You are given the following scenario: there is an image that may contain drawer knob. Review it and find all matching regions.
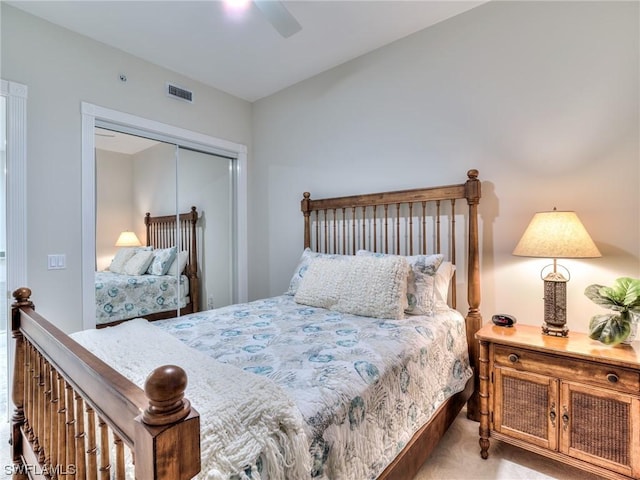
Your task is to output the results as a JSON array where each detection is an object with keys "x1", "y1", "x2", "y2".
[
  {"x1": 606, "y1": 372, "x2": 619, "y2": 383},
  {"x1": 508, "y1": 353, "x2": 519, "y2": 363}
]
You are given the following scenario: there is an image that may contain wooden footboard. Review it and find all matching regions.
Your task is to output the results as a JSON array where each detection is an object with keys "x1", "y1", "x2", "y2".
[{"x1": 10, "y1": 287, "x2": 201, "y2": 479}]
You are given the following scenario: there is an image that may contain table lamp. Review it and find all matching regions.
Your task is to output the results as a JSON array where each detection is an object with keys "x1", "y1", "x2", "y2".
[
  {"x1": 115, "y1": 230, "x2": 142, "y2": 247},
  {"x1": 512, "y1": 208, "x2": 601, "y2": 337}
]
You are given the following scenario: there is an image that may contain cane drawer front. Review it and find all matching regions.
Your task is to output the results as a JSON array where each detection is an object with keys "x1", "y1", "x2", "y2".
[{"x1": 494, "y1": 345, "x2": 640, "y2": 395}]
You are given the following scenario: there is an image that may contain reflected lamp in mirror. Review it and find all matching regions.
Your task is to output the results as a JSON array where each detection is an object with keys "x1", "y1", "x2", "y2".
[
  {"x1": 115, "y1": 231, "x2": 142, "y2": 247},
  {"x1": 512, "y1": 208, "x2": 601, "y2": 337}
]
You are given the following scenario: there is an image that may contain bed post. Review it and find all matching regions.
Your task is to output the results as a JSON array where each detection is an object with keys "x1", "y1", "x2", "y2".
[
  {"x1": 464, "y1": 169, "x2": 482, "y2": 422},
  {"x1": 10, "y1": 287, "x2": 32, "y2": 479},
  {"x1": 301, "y1": 192, "x2": 311, "y2": 249},
  {"x1": 187, "y1": 206, "x2": 199, "y2": 313},
  {"x1": 134, "y1": 365, "x2": 201, "y2": 479}
]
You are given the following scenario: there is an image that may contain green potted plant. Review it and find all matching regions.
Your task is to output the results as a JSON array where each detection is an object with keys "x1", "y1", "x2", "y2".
[{"x1": 584, "y1": 277, "x2": 640, "y2": 346}]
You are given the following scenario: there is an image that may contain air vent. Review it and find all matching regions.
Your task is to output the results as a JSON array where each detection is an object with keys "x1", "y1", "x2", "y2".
[{"x1": 166, "y1": 82, "x2": 193, "y2": 103}]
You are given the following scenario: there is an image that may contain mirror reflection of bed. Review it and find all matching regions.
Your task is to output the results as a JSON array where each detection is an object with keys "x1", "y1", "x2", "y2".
[
  {"x1": 94, "y1": 128, "x2": 235, "y2": 326},
  {"x1": 95, "y1": 207, "x2": 200, "y2": 327}
]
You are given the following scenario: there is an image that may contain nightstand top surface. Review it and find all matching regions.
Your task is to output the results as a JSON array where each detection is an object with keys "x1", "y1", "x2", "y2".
[{"x1": 476, "y1": 323, "x2": 640, "y2": 368}]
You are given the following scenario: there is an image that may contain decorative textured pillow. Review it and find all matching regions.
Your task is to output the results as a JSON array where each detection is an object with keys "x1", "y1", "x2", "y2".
[
  {"x1": 434, "y1": 261, "x2": 456, "y2": 309},
  {"x1": 167, "y1": 250, "x2": 189, "y2": 276},
  {"x1": 285, "y1": 248, "x2": 350, "y2": 295},
  {"x1": 147, "y1": 246, "x2": 177, "y2": 275},
  {"x1": 294, "y1": 255, "x2": 409, "y2": 320},
  {"x1": 357, "y1": 250, "x2": 444, "y2": 316},
  {"x1": 123, "y1": 250, "x2": 154, "y2": 275},
  {"x1": 109, "y1": 248, "x2": 137, "y2": 274}
]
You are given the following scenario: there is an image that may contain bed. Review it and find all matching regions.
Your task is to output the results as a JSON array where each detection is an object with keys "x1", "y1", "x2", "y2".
[
  {"x1": 95, "y1": 207, "x2": 200, "y2": 327},
  {"x1": 10, "y1": 170, "x2": 482, "y2": 479}
]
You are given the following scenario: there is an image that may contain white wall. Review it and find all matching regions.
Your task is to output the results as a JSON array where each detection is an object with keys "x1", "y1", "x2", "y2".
[
  {"x1": 95, "y1": 148, "x2": 137, "y2": 270},
  {"x1": 251, "y1": 1, "x2": 640, "y2": 334},
  {"x1": 1, "y1": 4, "x2": 252, "y2": 332}
]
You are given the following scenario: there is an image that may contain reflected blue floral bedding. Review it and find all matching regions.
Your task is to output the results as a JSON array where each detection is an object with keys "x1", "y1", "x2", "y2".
[
  {"x1": 154, "y1": 295, "x2": 472, "y2": 479},
  {"x1": 95, "y1": 271, "x2": 189, "y2": 324}
]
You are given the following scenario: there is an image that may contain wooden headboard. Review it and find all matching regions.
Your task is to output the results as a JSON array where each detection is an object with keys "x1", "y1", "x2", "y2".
[
  {"x1": 144, "y1": 206, "x2": 200, "y2": 316},
  {"x1": 301, "y1": 169, "x2": 482, "y2": 421}
]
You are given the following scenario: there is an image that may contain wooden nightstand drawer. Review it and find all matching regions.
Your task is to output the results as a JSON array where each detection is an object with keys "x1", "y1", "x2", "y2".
[{"x1": 494, "y1": 345, "x2": 640, "y2": 395}]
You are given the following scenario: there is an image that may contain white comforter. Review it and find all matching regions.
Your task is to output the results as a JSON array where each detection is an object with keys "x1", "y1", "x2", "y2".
[{"x1": 71, "y1": 319, "x2": 311, "y2": 480}]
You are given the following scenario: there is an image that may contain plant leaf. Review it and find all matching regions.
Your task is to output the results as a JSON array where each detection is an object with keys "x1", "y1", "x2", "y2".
[
  {"x1": 585, "y1": 277, "x2": 640, "y2": 311},
  {"x1": 584, "y1": 284, "x2": 619, "y2": 309},
  {"x1": 588, "y1": 313, "x2": 631, "y2": 345}
]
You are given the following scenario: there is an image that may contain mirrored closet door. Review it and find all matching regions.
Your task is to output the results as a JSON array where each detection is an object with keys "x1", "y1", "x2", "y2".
[{"x1": 94, "y1": 127, "x2": 234, "y2": 327}]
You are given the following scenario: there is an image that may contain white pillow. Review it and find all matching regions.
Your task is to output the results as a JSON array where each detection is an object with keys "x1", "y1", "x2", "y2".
[
  {"x1": 167, "y1": 250, "x2": 189, "y2": 276},
  {"x1": 123, "y1": 250, "x2": 154, "y2": 275},
  {"x1": 434, "y1": 261, "x2": 456, "y2": 309},
  {"x1": 294, "y1": 255, "x2": 409, "y2": 320},
  {"x1": 109, "y1": 248, "x2": 137, "y2": 274},
  {"x1": 357, "y1": 250, "x2": 443, "y2": 316},
  {"x1": 285, "y1": 248, "x2": 350, "y2": 295},
  {"x1": 147, "y1": 246, "x2": 177, "y2": 275}
]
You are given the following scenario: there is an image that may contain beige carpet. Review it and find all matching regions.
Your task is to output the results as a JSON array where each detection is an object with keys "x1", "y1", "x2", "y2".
[{"x1": 1, "y1": 408, "x2": 604, "y2": 479}]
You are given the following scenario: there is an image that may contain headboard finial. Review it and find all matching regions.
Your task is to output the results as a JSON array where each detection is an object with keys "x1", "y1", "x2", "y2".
[
  {"x1": 467, "y1": 169, "x2": 479, "y2": 180},
  {"x1": 303, "y1": 192, "x2": 310, "y2": 199}
]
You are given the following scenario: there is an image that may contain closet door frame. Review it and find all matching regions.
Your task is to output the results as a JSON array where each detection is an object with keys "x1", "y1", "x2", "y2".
[{"x1": 81, "y1": 102, "x2": 248, "y2": 329}]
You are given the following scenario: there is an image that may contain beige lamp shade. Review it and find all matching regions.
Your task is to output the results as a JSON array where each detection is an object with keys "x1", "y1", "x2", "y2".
[
  {"x1": 512, "y1": 209, "x2": 601, "y2": 259},
  {"x1": 115, "y1": 231, "x2": 142, "y2": 247}
]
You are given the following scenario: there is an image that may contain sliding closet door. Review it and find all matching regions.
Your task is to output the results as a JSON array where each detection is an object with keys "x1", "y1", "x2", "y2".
[
  {"x1": 95, "y1": 132, "x2": 176, "y2": 271},
  {"x1": 95, "y1": 131, "x2": 179, "y2": 320},
  {"x1": 177, "y1": 147, "x2": 234, "y2": 309}
]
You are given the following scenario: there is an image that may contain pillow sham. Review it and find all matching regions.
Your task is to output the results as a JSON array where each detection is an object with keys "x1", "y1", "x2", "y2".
[
  {"x1": 167, "y1": 250, "x2": 189, "y2": 276},
  {"x1": 294, "y1": 255, "x2": 409, "y2": 320},
  {"x1": 285, "y1": 248, "x2": 350, "y2": 295},
  {"x1": 147, "y1": 246, "x2": 177, "y2": 276},
  {"x1": 434, "y1": 261, "x2": 456, "y2": 309},
  {"x1": 357, "y1": 250, "x2": 444, "y2": 316},
  {"x1": 123, "y1": 250, "x2": 154, "y2": 275},
  {"x1": 109, "y1": 248, "x2": 137, "y2": 274}
]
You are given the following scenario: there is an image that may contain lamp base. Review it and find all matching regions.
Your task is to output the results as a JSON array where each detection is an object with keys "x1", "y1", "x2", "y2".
[{"x1": 542, "y1": 323, "x2": 569, "y2": 337}]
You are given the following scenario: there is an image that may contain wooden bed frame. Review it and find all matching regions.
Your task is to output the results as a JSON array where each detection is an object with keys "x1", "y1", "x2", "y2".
[
  {"x1": 97, "y1": 207, "x2": 200, "y2": 328},
  {"x1": 301, "y1": 169, "x2": 482, "y2": 479},
  {"x1": 10, "y1": 170, "x2": 482, "y2": 479}
]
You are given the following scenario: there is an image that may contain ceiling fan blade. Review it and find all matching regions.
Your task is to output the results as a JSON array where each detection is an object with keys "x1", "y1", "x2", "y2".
[{"x1": 254, "y1": 0, "x2": 302, "y2": 38}]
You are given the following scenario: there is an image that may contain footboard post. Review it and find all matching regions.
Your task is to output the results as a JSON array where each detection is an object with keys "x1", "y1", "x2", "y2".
[
  {"x1": 134, "y1": 365, "x2": 200, "y2": 480},
  {"x1": 10, "y1": 288, "x2": 33, "y2": 478}
]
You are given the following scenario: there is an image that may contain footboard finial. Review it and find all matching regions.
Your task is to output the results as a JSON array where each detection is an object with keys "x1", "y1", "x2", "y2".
[
  {"x1": 141, "y1": 365, "x2": 191, "y2": 426},
  {"x1": 12, "y1": 287, "x2": 33, "y2": 309}
]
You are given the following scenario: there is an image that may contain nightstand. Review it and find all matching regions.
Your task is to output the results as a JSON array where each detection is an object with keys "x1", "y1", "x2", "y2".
[{"x1": 476, "y1": 323, "x2": 640, "y2": 480}]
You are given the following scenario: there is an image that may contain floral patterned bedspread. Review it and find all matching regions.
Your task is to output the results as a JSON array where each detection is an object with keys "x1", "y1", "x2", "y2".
[
  {"x1": 153, "y1": 295, "x2": 472, "y2": 479},
  {"x1": 95, "y1": 271, "x2": 189, "y2": 325}
]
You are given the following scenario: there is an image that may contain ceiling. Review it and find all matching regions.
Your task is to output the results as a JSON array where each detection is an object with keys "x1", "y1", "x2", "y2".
[
  {"x1": 95, "y1": 127, "x2": 160, "y2": 154},
  {"x1": 9, "y1": 0, "x2": 485, "y2": 102}
]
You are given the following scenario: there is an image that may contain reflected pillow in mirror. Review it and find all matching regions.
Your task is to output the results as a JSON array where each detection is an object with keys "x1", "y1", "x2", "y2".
[
  {"x1": 167, "y1": 250, "x2": 189, "y2": 276},
  {"x1": 109, "y1": 248, "x2": 137, "y2": 274},
  {"x1": 147, "y1": 246, "x2": 177, "y2": 275},
  {"x1": 123, "y1": 250, "x2": 154, "y2": 275}
]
